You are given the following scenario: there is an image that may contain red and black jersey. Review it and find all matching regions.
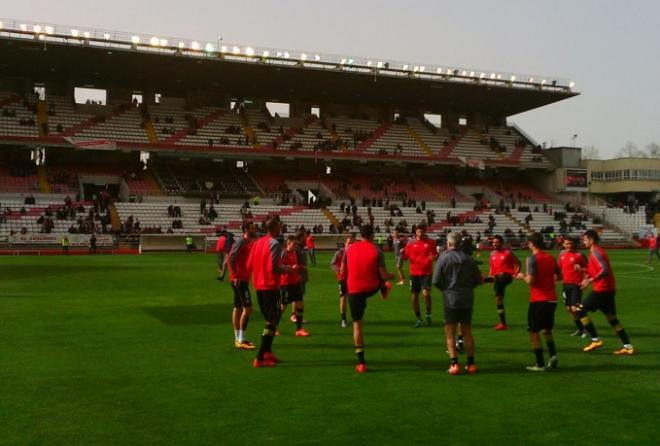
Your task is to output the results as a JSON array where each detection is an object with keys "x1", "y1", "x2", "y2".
[
  {"x1": 330, "y1": 247, "x2": 346, "y2": 281},
  {"x1": 403, "y1": 237, "x2": 437, "y2": 276},
  {"x1": 342, "y1": 241, "x2": 385, "y2": 294},
  {"x1": 489, "y1": 249, "x2": 518, "y2": 277},
  {"x1": 247, "y1": 235, "x2": 284, "y2": 291},
  {"x1": 228, "y1": 237, "x2": 253, "y2": 281},
  {"x1": 216, "y1": 236, "x2": 226, "y2": 253},
  {"x1": 306, "y1": 235, "x2": 315, "y2": 249},
  {"x1": 587, "y1": 245, "x2": 616, "y2": 292},
  {"x1": 525, "y1": 250, "x2": 558, "y2": 303},
  {"x1": 280, "y1": 249, "x2": 302, "y2": 285},
  {"x1": 557, "y1": 250, "x2": 586, "y2": 285}
]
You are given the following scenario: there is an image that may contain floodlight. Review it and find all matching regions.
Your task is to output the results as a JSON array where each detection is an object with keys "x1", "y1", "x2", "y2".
[
  {"x1": 420, "y1": 66, "x2": 425, "y2": 72},
  {"x1": 497, "y1": 74, "x2": 502, "y2": 80},
  {"x1": 20, "y1": 24, "x2": 27, "y2": 31},
  {"x1": 436, "y1": 68, "x2": 442, "y2": 74},
  {"x1": 262, "y1": 50, "x2": 270, "y2": 57},
  {"x1": 191, "y1": 41, "x2": 200, "y2": 50},
  {"x1": 480, "y1": 72, "x2": 485, "y2": 79},
  {"x1": 104, "y1": 33, "x2": 111, "y2": 40},
  {"x1": 284, "y1": 52, "x2": 290, "y2": 59},
  {"x1": 150, "y1": 36, "x2": 159, "y2": 46},
  {"x1": 377, "y1": 61, "x2": 384, "y2": 68},
  {"x1": 220, "y1": 45, "x2": 227, "y2": 53},
  {"x1": 33, "y1": 25, "x2": 41, "y2": 33},
  {"x1": 276, "y1": 51, "x2": 283, "y2": 57},
  {"x1": 340, "y1": 58, "x2": 347, "y2": 64},
  {"x1": 541, "y1": 79, "x2": 546, "y2": 85},
  {"x1": 402, "y1": 64, "x2": 408, "y2": 70},
  {"x1": 0, "y1": 22, "x2": 3, "y2": 29},
  {"x1": 205, "y1": 43, "x2": 214, "y2": 52},
  {"x1": 470, "y1": 71, "x2": 475, "y2": 77},
  {"x1": 71, "y1": 29, "x2": 79, "y2": 37},
  {"x1": 510, "y1": 75, "x2": 516, "y2": 82},
  {"x1": 232, "y1": 46, "x2": 240, "y2": 54},
  {"x1": 347, "y1": 58, "x2": 353, "y2": 64},
  {"x1": 245, "y1": 47, "x2": 255, "y2": 56},
  {"x1": 490, "y1": 73, "x2": 496, "y2": 79},
  {"x1": 413, "y1": 66, "x2": 419, "y2": 72},
  {"x1": 366, "y1": 60, "x2": 372, "y2": 66},
  {"x1": 131, "y1": 35, "x2": 140, "y2": 44},
  {"x1": 315, "y1": 54, "x2": 321, "y2": 61},
  {"x1": 83, "y1": 31, "x2": 90, "y2": 39},
  {"x1": 178, "y1": 42, "x2": 185, "y2": 49},
  {"x1": 300, "y1": 53, "x2": 307, "y2": 61},
  {"x1": 569, "y1": 81, "x2": 575, "y2": 88},
  {"x1": 160, "y1": 39, "x2": 168, "y2": 46},
  {"x1": 461, "y1": 70, "x2": 467, "y2": 76}
]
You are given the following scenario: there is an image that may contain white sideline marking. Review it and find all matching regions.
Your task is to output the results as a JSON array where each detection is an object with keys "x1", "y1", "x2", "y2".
[{"x1": 616, "y1": 262, "x2": 655, "y2": 277}]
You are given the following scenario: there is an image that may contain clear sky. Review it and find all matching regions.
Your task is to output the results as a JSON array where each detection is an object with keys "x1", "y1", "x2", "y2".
[{"x1": 3, "y1": 0, "x2": 659, "y2": 158}]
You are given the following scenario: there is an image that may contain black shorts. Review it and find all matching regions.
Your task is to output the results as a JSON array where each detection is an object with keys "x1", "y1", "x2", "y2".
[
  {"x1": 232, "y1": 281, "x2": 252, "y2": 308},
  {"x1": 348, "y1": 288, "x2": 379, "y2": 322},
  {"x1": 562, "y1": 284, "x2": 582, "y2": 307},
  {"x1": 493, "y1": 273, "x2": 513, "y2": 297},
  {"x1": 281, "y1": 284, "x2": 304, "y2": 304},
  {"x1": 338, "y1": 279, "x2": 348, "y2": 297},
  {"x1": 444, "y1": 306, "x2": 473, "y2": 325},
  {"x1": 527, "y1": 301, "x2": 557, "y2": 332},
  {"x1": 579, "y1": 291, "x2": 616, "y2": 315},
  {"x1": 217, "y1": 252, "x2": 226, "y2": 267},
  {"x1": 256, "y1": 289, "x2": 281, "y2": 322},
  {"x1": 410, "y1": 275, "x2": 432, "y2": 294}
]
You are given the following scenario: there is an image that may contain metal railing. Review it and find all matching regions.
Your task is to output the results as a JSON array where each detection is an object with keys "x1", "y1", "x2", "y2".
[{"x1": 0, "y1": 17, "x2": 575, "y2": 93}]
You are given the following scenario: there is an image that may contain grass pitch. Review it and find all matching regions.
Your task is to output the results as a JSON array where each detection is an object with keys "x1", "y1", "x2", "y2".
[{"x1": 1, "y1": 250, "x2": 659, "y2": 445}]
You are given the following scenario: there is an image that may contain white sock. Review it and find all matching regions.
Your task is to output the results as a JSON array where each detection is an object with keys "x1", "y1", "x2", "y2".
[
  {"x1": 624, "y1": 343, "x2": 633, "y2": 349},
  {"x1": 234, "y1": 330, "x2": 239, "y2": 340},
  {"x1": 237, "y1": 330, "x2": 244, "y2": 343}
]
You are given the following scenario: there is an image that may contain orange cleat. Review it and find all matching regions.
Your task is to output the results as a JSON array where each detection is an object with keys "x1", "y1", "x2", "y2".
[
  {"x1": 264, "y1": 352, "x2": 280, "y2": 363},
  {"x1": 464, "y1": 364, "x2": 477, "y2": 374},
  {"x1": 253, "y1": 358, "x2": 276, "y2": 368},
  {"x1": 295, "y1": 328, "x2": 311, "y2": 337},
  {"x1": 355, "y1": 363, "x2": 368, "y2": 373},
  {"x1": 447, "y1": 363, "x2": 462, "y2": 375},
  {"x1": 493, "y1": 323, "x2": 508, "y2": 331}
]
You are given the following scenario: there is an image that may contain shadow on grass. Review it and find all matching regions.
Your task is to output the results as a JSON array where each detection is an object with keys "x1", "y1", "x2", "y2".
[{"x1": 141, "y1": 303, "x2": 232, "y2": 325}]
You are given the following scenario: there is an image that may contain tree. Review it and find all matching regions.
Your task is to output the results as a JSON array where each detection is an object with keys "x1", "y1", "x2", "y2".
[
  {"x1": 581, "y1": 145, "x2": 601, "y2": 160},
  {"x1": 645, "y1": 142, "x2": 660, "y2": 158},
  {"x1": 616, "y1": 141, "x2": 645, "y2": 158}
]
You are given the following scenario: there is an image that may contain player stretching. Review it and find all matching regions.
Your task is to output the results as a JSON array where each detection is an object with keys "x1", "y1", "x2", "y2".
[
  {"x1": 557, "y1": 237, "x2": 587, "y2": 337},
  {"x1": 433, "y1": 232, "x2": 482, "y2": 375},
  {"x1": 516, "y1": 232, "x2": 559, "y2": 372},
  {"x1": 248, "y1": 217, "x2": 298, "y2": 368},
  {"x1": 216, "y1": 231, "x2": 227, "y2": 281},
  {"x1": 341, "y1": 224, "x2": 393, "y2": 373},
  {"x1": 392, "y1": 230, "x2": 407, "y2": 285},
  {"x1": 576, "y1": 230, "x2": 634, "y2": 355},
  {"x1": 486, "y1": 235, "x2": 520, "y2": 331},
  {"x1": 402, "y1": 223, "x2": 438, "y2": 327},
  {"x1": 228, "y1": 222, "x2": 257, "y2": 349},
  {"x1": 647, "y1": 231, "x2": 660, "y2": 264},
  {"x1": 280, "y1": 236, "x2": 309, "y2": 337},
  {"x1": 331, "y1": 234, "x2": 355, "y2": 328}
]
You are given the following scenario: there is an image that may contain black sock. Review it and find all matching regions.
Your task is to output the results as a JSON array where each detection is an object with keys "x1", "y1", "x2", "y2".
[
  {"x1": 450, "y1": 357, "x2": 458, "y2": 366},
  {"x1": 497, "y1": 304, "x2": 506, "y2": 324},
  {"x1": 609, "y1": 318, "x2": 631, "y2": 345},
  {"x1": 257, "y1": 323, "x2": 275, "y2": 360},
  {"x1": 356, "y1": 346, "x2": 365, "y2": 364},
  {"x1": 242, "y1": 316, "x2": 250, "y2": 331},
  {"x1": 415, "y1": 311, "x2": 421, "y2": 319},
  {"x1": 534, "y1": 348, "x2": 544, "y2": 367},
  {"x1": 341, "y1": 312, "x2": 346, "y2": 321},
  {"x1": 467, "y1": 356, "x2": 474, "y2": 366},
  {"x1": 296, "y1": 309, "x2": 303, "y2": 330},
  {"x1": 578, "y1": 312, "x2": 599, "y2": 338},
  {"x1": 457, "y1": 335, "x2": 464, "y2": 343},
  {"x1": 574, "y1": 318, "x2": 584, "y2": 331}
]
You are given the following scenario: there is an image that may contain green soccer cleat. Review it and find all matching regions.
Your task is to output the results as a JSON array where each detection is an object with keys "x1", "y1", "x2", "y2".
[{"x1": 526, "y1": 364, "x2": 546, "y2": 372}]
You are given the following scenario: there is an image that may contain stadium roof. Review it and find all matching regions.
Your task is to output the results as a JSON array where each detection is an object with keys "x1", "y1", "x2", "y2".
[{"x1": 0, "y1": 19, "x2": 578, "y2": 116}]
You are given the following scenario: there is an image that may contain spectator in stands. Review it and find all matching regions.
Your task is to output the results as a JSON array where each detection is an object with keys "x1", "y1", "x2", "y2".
[{"x1": 61, "y1": 236, "x2": 70, "y2": 255}]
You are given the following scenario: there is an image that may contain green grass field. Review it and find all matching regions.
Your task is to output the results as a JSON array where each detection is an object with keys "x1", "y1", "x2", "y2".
[{"x1": 1, "y1": 250, "x2": 659, "y2": 445}]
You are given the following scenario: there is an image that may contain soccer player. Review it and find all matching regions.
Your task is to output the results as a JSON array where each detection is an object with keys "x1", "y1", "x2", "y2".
[
  {"x1": 280, "y1": 235, "x2": 309, "y2": 337},
  {"x1": 576, "y1": 230, "x2": 634, "y2": 355},
  {"x1": 341, "y1": 224, "x2": 394, "y2": 373},
  {"x1": 289, "y1": 229, "x2": 309, "y2": 324},
  {"x1": 216, "y1": 231, "x2": 227, "y2": 281},
  {"x1": 331, "y1": 234, "x2": 355, "y2": 328},
  {"x1": 486, "y1": 235, "x2": 520, "y2": 331},
  {"x1": 247, "y1": 217, "x2": 298, "y2": 368},
  {"x1": 515, "y1": 232, "x2": 559, "y2": 372},
  {"x1": 306, "y1": 231, "x2": 316, "y2": 266},
  {"x1": 228, "y1": 222, "x2": 256, "y2": 349},
  {"x1": 647, "y1": 231, "x2": 660, "y2": 264},
  {"x1": 433, "y1": 232, "x2": 482, "y2": 375},
  {"x1": 402, "y1": 223, "x2": 438, "y2": 327},
  {"x1": 557, "y1": 237, "x2": 588, "y2": 337},
  {"x1": 392, "y1": 229, "x2": 407, "y2": 285}
]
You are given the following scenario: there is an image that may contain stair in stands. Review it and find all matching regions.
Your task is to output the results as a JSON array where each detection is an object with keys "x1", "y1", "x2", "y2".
[
  {"x1": 60, "y1": 104, "x2": 131, "y2": 137},
  {"x1": 36, "y1": 100, "x2": 49, "y2": 137},
  {"x1": 406, "y1": 126, "x2": 434, "y2": 157},
  {"x1": 427, "y1": 209, "x2": 487, "y2": 232},
  {"x1": 418, "y1": 179, "x2": 447, "y2": 201},
  {"x1": 144, "y1": 118, "x2": 158, "y2": 143},
  {"x1": 508, "y1": 145, "x2": 526, "y2": 163},
  {"x1": 225, "y1": 205, "x2": 307, "y2": 229},
  {"x1": 239, "y1": 110, "x2": 258, "y2": 148},
  {"x1": 438, "y1": 128, "x2": 467, "y2": 158},
  {"x1": 321, "y1": 207, "x2": 341, "y2": 230},
  {"x1": 37, "y1": 166, "x2": 50, "y2": 193},
  {"x1": 108, "y1": 203, "x2": 122, "y2": 232},
  {"x1": 143, "y1": 169, "x2": 163, "y2": 195},
  {"x1": 162, "y1": 109, "x2": 225, "y2": 144},
  {"x1": 355, "y1": 122, "x2": 393, "y2": 153},
  {"x1": 273, "y1": 115, "x2": 317, "y2": 147}
]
